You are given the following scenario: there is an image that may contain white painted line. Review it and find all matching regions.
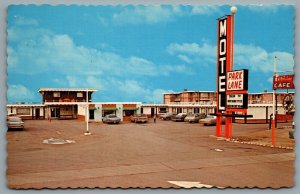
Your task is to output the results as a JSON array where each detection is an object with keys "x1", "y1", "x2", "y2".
[{"x1": 168, "y1": 181, "x2": 224, "y2": 189}]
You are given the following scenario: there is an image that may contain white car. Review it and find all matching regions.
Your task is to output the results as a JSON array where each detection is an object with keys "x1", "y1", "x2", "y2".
[
  {"x1": 7, "y1": 116, "x2": 24, "y2": 130},
  {"x1": 199, "y1": 115, "x2": 225, "y2": 126},
  {"x1": 102, "y1": 114, "x2": 121, "y2": 124}
]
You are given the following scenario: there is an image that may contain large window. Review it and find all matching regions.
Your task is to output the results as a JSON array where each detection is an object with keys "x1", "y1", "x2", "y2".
[
  {"x1": 77, "y1": 92, "x2": 83, "y2": 97},
  {"x1": 53, "y1": 92, "x2": 60, "y2": 97},
  {"x1": 16, "y1": 108, "x2": 30, "y2": 115},
  {"x1": 123, "y1": 110, "x2": 135, "y2": 116},
  {"x1": 159, "y1": 108, "x2": 167, "y2": 113},
  {"x1": 103, "y1": 110, "x2": 116, "y2": 117}
]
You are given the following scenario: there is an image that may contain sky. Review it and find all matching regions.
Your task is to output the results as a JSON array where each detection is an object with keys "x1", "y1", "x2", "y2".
[{"x1": 7, "y1": 5, "x2": 294, "y2": 103}]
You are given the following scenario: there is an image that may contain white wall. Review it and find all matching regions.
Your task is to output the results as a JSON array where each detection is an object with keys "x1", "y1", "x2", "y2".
[
  {"x1": 136, "y1": 104, "x2": 141, "y2": 114},
  {"x1": 93, "y1": 104, "x2": 102, "y2": 121},
  {"x1": 142, "y1": 107, "x2": 152, "y2": 115},
  {"x1": 116, "y1": 104, "x2": 123, "y2": 121},
  {"x1": 247, "y1": 105, "x2": 285, "y2": 119},
  {"x1": 77, "y1": 104, "x2": 86, "y2": 115}
]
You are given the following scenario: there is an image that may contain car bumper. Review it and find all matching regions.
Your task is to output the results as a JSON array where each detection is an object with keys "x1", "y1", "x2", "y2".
[{"x1": 7, "y1": 125, "x2": 24, "y2": 129}]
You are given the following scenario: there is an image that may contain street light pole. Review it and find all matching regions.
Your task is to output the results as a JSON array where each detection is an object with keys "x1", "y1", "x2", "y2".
[
  {"x1": 272, "y1": 56, "x2": 277, "y2": 145},
  {"x1": 85, "y1": 88, "x2": 91, "y2": 135}
]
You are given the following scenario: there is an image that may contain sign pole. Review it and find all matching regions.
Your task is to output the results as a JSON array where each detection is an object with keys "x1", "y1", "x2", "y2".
[
  {"x1": 272, "y1": 56, "x2": 277, "y2": 145},
  {"x1": 85, "y1": 89, "x2": 91, "y2": 136}
]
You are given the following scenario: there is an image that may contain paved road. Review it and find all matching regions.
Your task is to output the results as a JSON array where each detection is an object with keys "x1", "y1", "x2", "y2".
[{"x1": 6, "y1": 119, "x2": 294, "y2": 188}]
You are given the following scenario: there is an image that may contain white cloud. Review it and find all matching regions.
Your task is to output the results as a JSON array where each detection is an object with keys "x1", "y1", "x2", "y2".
[
  {"x1": 191, "y1": 6, "x2": 221, "y2": 15},
  {"x1": 8, "y1": 84, "x2": 34, "y2": 102},
  {"x1": 112, "y1": 6, "x2": 177, "y2": 24},
  {"x1": 12, "y1": 15, "x2": 39, "y2": 26},
  {"x1": 177, "y1": 55, "x2": 192, "y2": 64},
  {"x1": 247, "y1": 5, "x2": 279, "y2": 13},
  {"x1": 110, "y1": 5, "x2": 220, "y2": 25},
  {"x1": 116, "y1": 79, "x2": 173, "y2": 103},
  {"x1": 166, "y1": 42, "x2": 294, "y2": 73},
  {"x1": 8, "y1": 27, "x2": 191, "y2": 78}
]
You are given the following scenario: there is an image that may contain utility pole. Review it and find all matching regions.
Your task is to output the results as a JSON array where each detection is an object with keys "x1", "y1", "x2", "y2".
[
  {"x1": 272, "y1": 56, "x2": 277, "y2": 145},
  {"x1": 85, "y1": 89, "x2": 91, "y2": 135}
]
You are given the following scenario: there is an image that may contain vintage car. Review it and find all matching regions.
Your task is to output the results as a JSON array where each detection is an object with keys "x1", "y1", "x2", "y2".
[
  {"x1": 102, "y1": 114, "x2": 121, "y2": 124},
  {"x1": 184, "y1": 113, "x2": 206, "y2": 123},
  {"x1": 172, "y1": 113, "x2": 187, "y2": 122},
  {"x1": 7, "y1": 116, "x2": 24, "y2": 130},
  {"x1": 160, "y1": 112, "x2": 177, "y2": 120},
  {"x1": 199, "y1": 115, "x2": 225, "y2": 126},
  {"x1": 130, "y1": 114, "x2": 148, "y2": 123}
]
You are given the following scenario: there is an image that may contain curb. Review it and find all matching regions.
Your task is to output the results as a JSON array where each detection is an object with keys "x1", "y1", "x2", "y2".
[{"x1": 209, "y1": 135, "x2": 294, "y2": 150}]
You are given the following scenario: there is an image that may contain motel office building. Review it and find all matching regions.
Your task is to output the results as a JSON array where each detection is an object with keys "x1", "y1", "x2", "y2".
[
  {"x1": 7, "y1": 88, "x2": 294, "y2": 123},
  {"x1": 7, "y1": 88, "x2": 142, "y2": 122}
]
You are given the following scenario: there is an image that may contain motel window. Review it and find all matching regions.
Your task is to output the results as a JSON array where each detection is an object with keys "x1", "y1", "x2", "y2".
[
  {"x1": 16, "y1": 108, "x2": 30, "y2": 115},
  {"x1": 159, "y1": 108, "x2": 167, "y2": 113},
  {"x1": 123, "y1": 110, "x2": 135, "y2": 116},
  {"x1": 77, "y1": 92, "x2": 83, "y2": 97},
  {"x1": 53, "y1": 92, "x2": 60, "y2": 98},
  {"x1": 103, "y1": 110, "x2": 116, "y2": 117},
  {"x1": 201, "y1": 93, "x2": 208, "y2": 97}
]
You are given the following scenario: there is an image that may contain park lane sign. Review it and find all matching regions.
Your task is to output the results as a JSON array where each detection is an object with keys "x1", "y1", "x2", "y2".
[{"x1": 227, "y1": 69, "x2": 248, "y2": 91}]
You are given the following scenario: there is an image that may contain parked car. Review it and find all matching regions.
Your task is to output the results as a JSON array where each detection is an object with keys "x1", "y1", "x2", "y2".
[
  {"x1": 160, "y1": 112, "x2": 177, "y2": 120},
  {"x1": 172, "y1": 113, "x2": 187, "y2": 122},
  {"x1": 130, "y1": 114, "x2": 148, "y2": 123},
  {"x1": 7, "y1": 116, "x2": 24, "y2": 130},
  {"x1": 199, "y1": 115, "x2": 225, "y2": 126},
  {"x1": 102, "y1": 114, "x2": 121, "y2": 124},
  {"x1": 184, "y1": 113, "x2": 206, "y2": 123}
]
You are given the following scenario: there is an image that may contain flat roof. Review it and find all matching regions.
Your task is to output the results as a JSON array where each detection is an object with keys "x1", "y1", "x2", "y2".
[
  {"x1": 163, "y1": 91, "x2": 216, "y2": 95},
  {"x1": 7, "y1": 104, "x2": 44, "y2": 107},
  {"x1": 38, "y1": 88, "x2": 97, "y2": 92}
]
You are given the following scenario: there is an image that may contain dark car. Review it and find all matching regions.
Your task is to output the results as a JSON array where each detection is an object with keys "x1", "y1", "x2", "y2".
[
  {"x1": 184, "y1": 113, "x2": 206, "y2": 123},
  {"x1": 7, "y1": 116, "x2": 24, "y2": 130},
  {"x1": 160, "y1": 112, "x2": 177, "y2": 120},
  {"x1": 102, "y1": 114, "x2": 121, "y2": 124},
  {"x1": 172, "y1": 113, "x2": 187, "y2": 122},
  {"x1": 130, "y1": 114, "x2": 148, "y2": 123}
]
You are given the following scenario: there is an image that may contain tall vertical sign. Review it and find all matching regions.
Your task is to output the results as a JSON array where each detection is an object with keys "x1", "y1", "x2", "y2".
[
  {"x1": 217, "y1": 16, "x2": 232, "y2": 112},
  {"x1": 216, "y1": 16, "x2": 233, "y2": 137}
]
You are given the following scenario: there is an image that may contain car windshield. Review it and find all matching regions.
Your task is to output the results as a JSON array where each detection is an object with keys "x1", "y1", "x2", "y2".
[
  {"x1": 108, "y1": 115, "x2": 117, "y2": 118},
  {"x1": 9, "y1": 117, "x2": 22, "y2": 122}
]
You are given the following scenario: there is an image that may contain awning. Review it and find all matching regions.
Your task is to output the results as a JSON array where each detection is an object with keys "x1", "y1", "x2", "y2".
[
  {"x1": 102, "y1": 108, "x2": 118, "y2": 111},
  {"x1": 89, "y1": 107, "x2": 97, "y2": 110},
  {"x1": 123, "y1": 108, "x2": 139, "y2": 111}
]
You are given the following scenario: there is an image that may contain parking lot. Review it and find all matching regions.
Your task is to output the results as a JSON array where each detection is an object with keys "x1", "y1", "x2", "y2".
[{"x1": 7, "y1": 119, "x2": 294, "y2": 188}]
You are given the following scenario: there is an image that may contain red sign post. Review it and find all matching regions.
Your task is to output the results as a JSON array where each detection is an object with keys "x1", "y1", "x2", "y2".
[
  {"x1": 216, "y1": 8, "x2": 250, "y2": 139},
  {"x1": 216, "y1": 15, "x2": 233, "y2": 137}
]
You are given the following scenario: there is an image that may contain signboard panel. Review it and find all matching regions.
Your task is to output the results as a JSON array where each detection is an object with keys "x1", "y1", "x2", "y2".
[
  {"x1": 273, "y1": 74, "x2": 294, "y2": 90},
  {"x1": 226, "y1": 94, "x2": 248, "y2": 109},
  {"x1": 227, "y1": 69, "x2": 248, "y2": 91},
  {"x1": 217, "y1": 16, "x2": 232, "y2": 111}
]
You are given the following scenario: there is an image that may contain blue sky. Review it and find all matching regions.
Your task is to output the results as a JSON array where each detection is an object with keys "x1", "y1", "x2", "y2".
[{"x1": 7, "y1": 5, "x2": 294, "y2": 103}]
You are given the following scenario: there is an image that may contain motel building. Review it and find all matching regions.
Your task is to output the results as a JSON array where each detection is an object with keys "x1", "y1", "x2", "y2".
[
  {"x1": 7, "y1": 88, "x2": 142, "y2": 122},
  {"x1": 7, "y1": 88, "x2": 294, "y2": 124}
]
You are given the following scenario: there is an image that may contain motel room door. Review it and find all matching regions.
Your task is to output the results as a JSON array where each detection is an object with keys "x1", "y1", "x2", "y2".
[
  {"x1": 89, "y1": 110, "x2": 94, "y2": 120},
  {"x1": 35, "y1": 108, "x2": 40, "y2": 119},
  {"x1": 51, "y1": 108, "x2": 60, "y2": 119}
]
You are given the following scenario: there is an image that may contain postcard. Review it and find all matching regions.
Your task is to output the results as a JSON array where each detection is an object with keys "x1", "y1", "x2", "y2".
[{"x1": 6, "y1": 4, "x2": 295, "y2": 189}]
